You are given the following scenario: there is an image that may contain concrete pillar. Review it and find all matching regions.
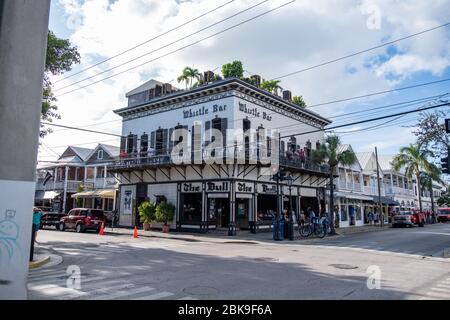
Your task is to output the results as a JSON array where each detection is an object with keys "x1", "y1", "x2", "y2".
[{"x1": 0, "y1": 0, "x2": 50, "y2": 299}]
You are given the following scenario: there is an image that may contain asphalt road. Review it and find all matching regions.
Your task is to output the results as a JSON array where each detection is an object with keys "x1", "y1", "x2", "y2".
[{"x1": 27, "y1": 222, "x2": 450, "y2": 300}]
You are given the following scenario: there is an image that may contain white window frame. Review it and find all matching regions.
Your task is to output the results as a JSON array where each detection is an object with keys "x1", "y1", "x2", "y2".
[{"x1": 97, "y1": 149, "x2": 104, "y2": 160}]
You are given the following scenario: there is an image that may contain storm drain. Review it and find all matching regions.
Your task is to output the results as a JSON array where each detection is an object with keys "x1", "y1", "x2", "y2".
[{"x1": 329, "y1": 264, "x2": 358, "y2": 270}]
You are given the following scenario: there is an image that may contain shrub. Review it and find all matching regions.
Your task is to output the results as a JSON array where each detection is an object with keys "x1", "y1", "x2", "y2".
[
  {"x1": 155, "y1": 201, "x2": 175, "y2": 225},
  {"x1": 138, "y1": 200, "x2": 156, "y2": 224}
]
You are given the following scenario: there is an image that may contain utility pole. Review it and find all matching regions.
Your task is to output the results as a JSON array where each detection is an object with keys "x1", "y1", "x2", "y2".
[
  {"x1": 0, "y1": 1, "x2": 51, "y2": 299},
  {"x1": 375, "y1": 147, "x2": 383, "y2": 227}
]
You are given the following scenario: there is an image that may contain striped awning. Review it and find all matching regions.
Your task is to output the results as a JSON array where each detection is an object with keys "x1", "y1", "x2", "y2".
[{"x1": 71, "y1": 189, "x2": 115, "y2": 199}]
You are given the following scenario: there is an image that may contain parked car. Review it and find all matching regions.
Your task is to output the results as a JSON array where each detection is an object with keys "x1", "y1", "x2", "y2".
[
  {"x1": 437, "y1": 208, "x2": 450, "y2": 222},
  {"x1": 392, "y1": 210, "x2": 426, "y2": 228},
  {"x1": 40, "y1": 209, "x2": 66, "y2": 229},
  {"x1": 58, "y1": 208, "x2": 105, "y2": 233}
]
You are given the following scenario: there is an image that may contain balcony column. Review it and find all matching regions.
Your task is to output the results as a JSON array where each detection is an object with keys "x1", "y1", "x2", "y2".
[
  {"x1": 53, "y1": 167, "x2": 57, "y2": 189},
  {"x1": 93, "y1": 166, "x2": 97, "y2": 189},
  {"x1": 62, "y1": 166, "x2": 69, "y2": 213},
  {"x1": 103, "y1": 165, "x2": 107, "y2": 188},
  {"x1": 351, "y1": 170, "x2": 355, "y2": 191},
  {"x1": 359, "y1": 172, "x2": 363, "y2": 192},
  {"x1": 343, "y1": 168, "x2": 347, "y2": 189}
]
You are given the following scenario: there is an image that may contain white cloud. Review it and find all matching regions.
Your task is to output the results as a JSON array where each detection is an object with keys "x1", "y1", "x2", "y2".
[{"x1": 40, "y1": 0, "x2": 450, "y2": 160}]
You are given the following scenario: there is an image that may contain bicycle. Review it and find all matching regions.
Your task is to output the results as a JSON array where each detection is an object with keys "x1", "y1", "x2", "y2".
[{"x1": 298, "y1": 217, "x2": 328, "y2": 238}]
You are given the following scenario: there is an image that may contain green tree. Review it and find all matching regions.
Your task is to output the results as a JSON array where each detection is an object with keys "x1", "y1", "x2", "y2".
[
  {"x1": 311, "y1": 135, "x2": 357, "y2": 234},
  {"x1": 413, "y1": 109, "x2": 450, "y2": 157},
  {"x1": 177, "y1": 66, "x2": 201, "y2": 90},
  {"x1": 41, "y1": 31, "x2": 80, "y2": 138},
  {"x1": 420, "y1": 170, "x2": 442, "y2": 214},
  {"x1": 221, "y1": 60, "x2": 244, "y2": 79},
  {"x1": 392, "y1": 144, "x2": 439, "y2": 212},
  {"x1": 76, "y1": 184, "x2": 84, "y2": 207},
  {"x1": 292, "y1": 95, "x2": 307, "y2": 108},
  {"x1": 260, "y1": 80, "x2": 282, "y2": 95},
  {"x1": 437, "y1": 187, "x2": 450, "y2": 206}
]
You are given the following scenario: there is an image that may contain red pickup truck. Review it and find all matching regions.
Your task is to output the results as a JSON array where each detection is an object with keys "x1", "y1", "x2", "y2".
[
  {"x1": 392, "y1": 210, "x2": 426, "y2": 228},
  {"x1": 437, "y1": 208, "x2": 450, "y2": 222}
]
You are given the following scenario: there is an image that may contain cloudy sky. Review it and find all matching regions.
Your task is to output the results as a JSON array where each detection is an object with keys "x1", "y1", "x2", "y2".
[{"x1": 39, "y1": 0, "x2": 450, "y2": 162}]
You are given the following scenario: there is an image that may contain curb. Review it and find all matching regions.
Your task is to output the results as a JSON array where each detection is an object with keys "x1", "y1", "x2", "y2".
[{"x1": 29, "y1": 256, "x2": 50, "y2": 270}]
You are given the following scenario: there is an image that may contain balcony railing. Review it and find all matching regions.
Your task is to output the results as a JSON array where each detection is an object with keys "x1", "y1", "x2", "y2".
[
  {"x1": 35, "y1": 180, "x2": 85, "y2": 192},
  {"x1": 385, "y1": 185, "x2": 415, "y2": 196},
  {"x1": 109, "y1": 150, "x2": 330, "y2": 175}
]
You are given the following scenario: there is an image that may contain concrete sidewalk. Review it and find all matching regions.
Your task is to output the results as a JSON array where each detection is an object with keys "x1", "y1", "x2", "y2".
[{"x1": 104, "y1": 223, "x2": 392, "y2": 245}]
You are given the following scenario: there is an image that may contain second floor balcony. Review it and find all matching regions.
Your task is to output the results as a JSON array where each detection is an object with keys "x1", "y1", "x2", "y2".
[
  {"x1": 35, "y1": 179, "x2": 91, "y2": 193},
  {"x1": 108, "y1": 148, "x2": 330, "y2": 176}
]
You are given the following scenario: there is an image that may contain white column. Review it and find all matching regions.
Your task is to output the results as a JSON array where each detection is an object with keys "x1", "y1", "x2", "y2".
[
  {"x1": 103, "y1": 165, "x2": 107, "y2": 188},
  {"x1": 62, "y1": 166, "x2": 69, "y2": 213}
]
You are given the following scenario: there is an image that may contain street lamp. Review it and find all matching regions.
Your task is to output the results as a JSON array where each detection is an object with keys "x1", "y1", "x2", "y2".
[{"x1": 286, "y1": 174, "x2": 294, "y2": 240}]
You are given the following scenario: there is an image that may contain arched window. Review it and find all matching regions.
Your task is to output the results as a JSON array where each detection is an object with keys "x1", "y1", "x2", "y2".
[{"x1": 97, "y1": 149, "x2": 103, "y2": 160}]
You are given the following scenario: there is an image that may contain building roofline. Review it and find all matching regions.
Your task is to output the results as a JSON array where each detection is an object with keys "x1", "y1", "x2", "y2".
[{"x1": 113, "y1": 77, "x2": 331, "y2": 126}]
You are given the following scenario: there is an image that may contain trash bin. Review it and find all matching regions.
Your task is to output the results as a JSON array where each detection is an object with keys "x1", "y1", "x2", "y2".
[
  {"x1": 279, "y1": 219, "x2": 284, "y2": 241},
  {"x1": 284, "y1": 218, "x2": 294, "y2": 240},
  {"x1": 272, "y1": 218, "x2": 279, "y2": 240}
]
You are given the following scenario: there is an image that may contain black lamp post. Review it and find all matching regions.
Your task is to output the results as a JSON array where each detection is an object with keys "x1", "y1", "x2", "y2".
[{"x1": 286, "y1": 174, "x2": 294, "y2": 240}]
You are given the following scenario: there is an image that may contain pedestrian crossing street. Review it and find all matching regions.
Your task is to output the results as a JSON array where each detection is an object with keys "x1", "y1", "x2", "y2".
[
  {"x1": 28, "y1": 267, "x2": 197, "y2": 300},
  {"x1": 420, "y1": 276, "x2": 450, "y2": 300}
]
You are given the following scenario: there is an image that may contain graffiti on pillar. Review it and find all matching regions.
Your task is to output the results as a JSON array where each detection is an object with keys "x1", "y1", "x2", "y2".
[{"x1": 0, "y1": 209, "x2": 20, "y2": 265}]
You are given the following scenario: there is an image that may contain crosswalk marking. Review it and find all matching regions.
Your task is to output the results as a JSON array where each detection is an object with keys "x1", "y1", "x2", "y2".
[
  {"x1": 92, "y1": 286, "x2": 156, "y2": 300},
  {"x1": 28, "y1": 268, "x2": 196, "y2": 301},
  {"x1": 134, "y1": 292, "x2": 173, "y2": 300},
  {"x1": 61, "y1": 282, "x2": 135, "y2": 300}
]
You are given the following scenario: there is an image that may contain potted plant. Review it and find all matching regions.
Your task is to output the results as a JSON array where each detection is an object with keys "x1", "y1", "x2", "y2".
[
  {"x1": 138, "y1": 200, "x2": 156, "y2": 231},
  {"x1": 155, "y1": 201, "x2": 175, "y2": 233}
]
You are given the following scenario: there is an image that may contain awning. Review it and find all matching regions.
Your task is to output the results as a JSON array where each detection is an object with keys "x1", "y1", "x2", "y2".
[
  {"x1": 334, "y1": 192, "x2": 373, "y2": 201},
  {"x1": 35, "y1": 190, "x2": 61, "y2": 200},
  {"x1": 372, "y1": 196, "x2": 400, "y2": 206},
  {"x1": 71, "y1": 189, "x2": 116, "y2": 199}
]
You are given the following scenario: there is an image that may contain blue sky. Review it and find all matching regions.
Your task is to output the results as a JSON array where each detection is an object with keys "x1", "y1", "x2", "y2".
[{"x1": 40, "y1": 0, "x2": 450, "y2": 162}]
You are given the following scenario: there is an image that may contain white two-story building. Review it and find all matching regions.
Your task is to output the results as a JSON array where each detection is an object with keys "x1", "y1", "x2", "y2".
[{"x1": 110, "y1": 76, "x2": 332, "y2": 234}]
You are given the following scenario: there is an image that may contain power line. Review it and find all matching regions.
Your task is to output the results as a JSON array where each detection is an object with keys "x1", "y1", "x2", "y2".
[
  {"x1": 54, "y1": 0, "x2": 269, "y2": 92},
  {"x1": 41, "y1": 122, "x2": 123, "y2": 137},
  {"x1": 280, "y1": 102, "x2": 450, "y2": 139},
  {"x1": 52, "y1": 118, "x2": 122, "y2": 132},
  {"x1": 46, "y1": 138, "x2": 120, "y2": 148},
  {"x1": 306, "y1": 78, "x2": 450, "y2": 108},
  {"x1": 54, "y1": 0, "x2": 236, "y2": 84},
  {"x1": 271, "y1": 21, "x2": 450, "y2": 80},
  {"x1": 55, "y1": 0, "x2": 296, "y2": 97}
]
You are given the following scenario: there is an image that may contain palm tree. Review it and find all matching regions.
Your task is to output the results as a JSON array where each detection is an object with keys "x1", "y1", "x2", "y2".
[
  {"x1": 392, "y1": 144, "x2": 438, "y2": 212},
  {"x1": 419, "y1": 168, "x2": 442, "y2": 215},
  {"x1": 260, "y1": 80, "x2": 282, "y2": 95},
  {"x1": 311, "y1": 135, "x2": 357, "y2": 235},
  {"x1": 177, "y1": 67, "x2": 201, "y2": 89}
]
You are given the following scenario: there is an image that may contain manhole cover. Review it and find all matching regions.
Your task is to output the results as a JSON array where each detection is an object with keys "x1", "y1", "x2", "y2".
[
  {"x1": 252, "y1": 257, "x2": 279, "y2": 262},
  {"x1": 183, "y1": 286, "x2": 219, "y2": 295},
  {"x1": 329, "y1": 264, "x2": 358, "y2": 270}
]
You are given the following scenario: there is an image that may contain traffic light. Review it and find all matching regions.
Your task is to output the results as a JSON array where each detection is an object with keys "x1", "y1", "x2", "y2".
[
  {"x1": 445, "y1": 118, "x2": 450, "y2": 134},
  {"x1": 441, "y1": 155, "x2": 449, "y2": 174}
]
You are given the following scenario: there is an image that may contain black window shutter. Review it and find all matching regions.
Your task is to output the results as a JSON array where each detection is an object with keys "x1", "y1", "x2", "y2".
[
  {"x1": 132, "y1": 135, "x2": 138, "y2": 153},
  {"x1": 168, "y1": 128, "x2": 174, "y2": 155},
  {"x1": 162, "y1": 129, "x2": 168, "y2": 155},
  {"x1": 205, "y1": 121, "x2": 211, "y2": 147},
  {"x1": 150, "y1": 131, "x2": 155, "y2": 149},
  {"x1": 120, "y1": 136, "x2": 127, "y2": 153}
]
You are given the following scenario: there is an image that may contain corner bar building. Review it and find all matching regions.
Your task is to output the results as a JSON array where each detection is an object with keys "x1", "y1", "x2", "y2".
[{"x1": 110, "y1": 77, "x2": 332, "y2": 234}]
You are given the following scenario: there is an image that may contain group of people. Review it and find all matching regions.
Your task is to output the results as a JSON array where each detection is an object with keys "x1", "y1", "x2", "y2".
[
  {"x1": 285, "y1": 146, "x2": 307, "y2": 165},
  {"x1": 366, "y1": 210, "x2": 382, "y2": 225}
]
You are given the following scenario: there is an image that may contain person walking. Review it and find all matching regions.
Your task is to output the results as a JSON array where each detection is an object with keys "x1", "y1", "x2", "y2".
[{"x1": 30, "y1": 207, "x2": 42, "y2": 261}]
